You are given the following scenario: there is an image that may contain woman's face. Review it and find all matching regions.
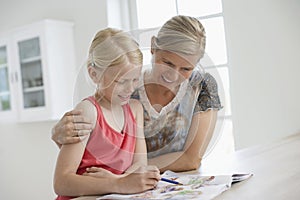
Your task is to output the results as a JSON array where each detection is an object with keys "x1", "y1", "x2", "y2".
[
  {"x1": 101, "y1": 63, "x2": 141, "y2": 105},
  {"x1": 151, "y1": 49, "x2": 199, "y2": 88}
]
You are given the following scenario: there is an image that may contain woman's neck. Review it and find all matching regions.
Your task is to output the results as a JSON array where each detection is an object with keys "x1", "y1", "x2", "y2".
[
  {"x1": 143, "y1": 71, "x2": 180, "y2": 111},
  {"x1": 144, "y1": 83, "x2": 178, "y2": 112}
]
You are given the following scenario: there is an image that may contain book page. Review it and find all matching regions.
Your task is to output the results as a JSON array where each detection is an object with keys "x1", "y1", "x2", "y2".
[{"x1": 97, "y1": 170, "x2": 233, "y2": 200}]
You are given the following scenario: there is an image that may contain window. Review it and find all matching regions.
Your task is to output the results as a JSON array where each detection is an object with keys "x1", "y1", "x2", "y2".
[{"x1": 106, "y1": 0, "x2": 235, "y2": 159}]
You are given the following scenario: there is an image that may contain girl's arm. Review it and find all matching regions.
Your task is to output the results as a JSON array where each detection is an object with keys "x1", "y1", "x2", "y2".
[
  {"x1": 54, "y1": 100, "x2": 160, "y2": 197},
  {"x1": 148, "y1": 110, "x2": 218, "y2": 172},
  {"x1": 54, "y1": 100, "x2": 117, "y2": 196}
]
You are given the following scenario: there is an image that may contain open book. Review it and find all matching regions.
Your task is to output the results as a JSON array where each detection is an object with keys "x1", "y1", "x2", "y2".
[{"x1": 96, "y1": 170, "x2": 252, "y2": 200}]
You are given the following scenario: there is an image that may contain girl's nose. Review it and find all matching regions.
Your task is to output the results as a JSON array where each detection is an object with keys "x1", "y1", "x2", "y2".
[{"x1": 124, "y1": 80, "x2": 135, "y2": 93}]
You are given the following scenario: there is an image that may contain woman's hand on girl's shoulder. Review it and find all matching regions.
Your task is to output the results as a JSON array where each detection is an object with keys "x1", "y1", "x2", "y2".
[{"x1": 51, "y1": 108, "x2": 93, "y2": 145}]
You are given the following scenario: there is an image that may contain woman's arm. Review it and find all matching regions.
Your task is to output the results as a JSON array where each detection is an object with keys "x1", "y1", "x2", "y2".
[{"x1": 148, "y1": 109, "x2": 218, "y2": 172}]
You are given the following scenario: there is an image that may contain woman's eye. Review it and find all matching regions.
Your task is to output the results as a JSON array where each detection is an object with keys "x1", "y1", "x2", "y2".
[
  {"x1": 115, "y1": 80, "x2": 126, "y2": 84},
  {"x1": 182, "y1": 67, "x2": 192, "y2": 72},
  {"x1": 163, "y1": 61, "x2": 174, "y2": 67}
]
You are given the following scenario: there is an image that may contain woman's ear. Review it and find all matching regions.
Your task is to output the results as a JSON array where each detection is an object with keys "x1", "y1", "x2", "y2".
[
  {"x1": 151, "y1": 36, "x2": 157, "y2": 55},
  {"x1": 88, "y1": 66, "x2": 100, "y2": 83}
]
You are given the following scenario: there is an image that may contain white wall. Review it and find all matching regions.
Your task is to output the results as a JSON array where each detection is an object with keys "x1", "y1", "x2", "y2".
[
  {"x1": 1, "y1": 0, "x2": 300, "y2": 199},
  {"x1": 223, "y1": 0, "x2": 300, "y2": 149},
  {"x1": 0, "y1": 0, "x2": 107, "y2": 199}
]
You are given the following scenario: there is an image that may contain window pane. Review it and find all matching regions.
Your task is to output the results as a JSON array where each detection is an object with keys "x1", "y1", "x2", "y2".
[
  {"x1": 0, "y1": 67, "x2": 9, "y2": 92},
  {"x1": 0, "y1": 46, "x2": 7, "y2": 64},
  {"x1": 205, "y1": 66, "x2": 232, "y2": 116},
  {"x1": 136, "y1": 0, "x2": 177, "y2": 29},
  {"x1": 130, "y1": 27, "x2": 159, "y2": 65},
  {"x1": 18, "y1": 37, "x2": 41, "y2": 60},
  {"x1": 200, "y1": 17, "x2": 227, "y2": 66},
  {"x1": 0, "y1": 94, "x2": 11, "y2": 111},
  {"x1": 177, "y1": 0, "x2": 223, "y2": 17}
]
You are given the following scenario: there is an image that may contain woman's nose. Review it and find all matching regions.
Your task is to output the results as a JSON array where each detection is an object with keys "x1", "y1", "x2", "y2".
[{"x1": 164, "y1": 68, "x2": 180, "y2": 82}]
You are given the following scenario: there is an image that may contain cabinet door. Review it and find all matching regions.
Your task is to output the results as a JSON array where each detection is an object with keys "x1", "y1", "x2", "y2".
[
  {"x1": 17, "y1": 37, "x2": 45, "y2": 109},
  {"x1": 1, "y1": 19, "x2": 76, "y2": 122},
  {"x1": 0, "y1": 38, "x2": 17, "y2": 121},
  {"x1": 0, "y1": 45, "x2": 12, "y2": 111}
]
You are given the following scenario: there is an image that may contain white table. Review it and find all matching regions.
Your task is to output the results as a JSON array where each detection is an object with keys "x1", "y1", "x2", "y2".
[
  {"x1": 74, "y1": 133, "x2": 300, "y2": 200},
  {"x1": 201, "y1": 132, "x2": 300, "y2": 200}
]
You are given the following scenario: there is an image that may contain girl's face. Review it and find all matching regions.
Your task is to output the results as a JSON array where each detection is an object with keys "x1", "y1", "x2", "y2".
[
  {"x1": 101, "y1": 63, "x2": 141, "y2": 105},
  {"x1": 151, "y1": 49, "x2": 199, "y2": 88}
]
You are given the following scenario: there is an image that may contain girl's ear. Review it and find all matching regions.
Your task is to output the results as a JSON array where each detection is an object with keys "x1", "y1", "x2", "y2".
[{"x1": 88, "y1": 66, "x2": 100, "y2": 83}]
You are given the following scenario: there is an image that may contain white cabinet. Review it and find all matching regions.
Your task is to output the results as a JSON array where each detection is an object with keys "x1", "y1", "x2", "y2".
[{"x1": 0, "y1": 19, "x2": 76, "y2": 122}]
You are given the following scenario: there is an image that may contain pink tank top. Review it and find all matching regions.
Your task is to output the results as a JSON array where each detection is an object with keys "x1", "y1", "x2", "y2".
[{"x1": 56, "y1": 96, "x2": 137, "y2": 200}]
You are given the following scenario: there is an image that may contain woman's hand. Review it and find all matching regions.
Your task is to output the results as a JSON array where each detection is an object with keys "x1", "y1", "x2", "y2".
[{"x1": 51, "y1": 109, "x2": 93, "y2": 146}]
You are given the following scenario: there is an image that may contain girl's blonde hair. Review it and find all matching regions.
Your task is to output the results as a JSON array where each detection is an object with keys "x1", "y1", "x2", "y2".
[
  {"x1": 152, "y1": 15, "x2": 206, "y2": 62},
  {"x1": 87, "y1": 28, "x2": 143, "y2": 100},
  {"x1": 87, "y1": 28, "x2": 143, "y2": 73}
]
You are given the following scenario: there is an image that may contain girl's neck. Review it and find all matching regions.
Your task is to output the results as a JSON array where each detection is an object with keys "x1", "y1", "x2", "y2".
[
  {"x1": 95, "y1": 94, "x2": 121, "y2": 111},
  {"x1": 95, "y1": 94, "x2": 125, "y2": 133}
]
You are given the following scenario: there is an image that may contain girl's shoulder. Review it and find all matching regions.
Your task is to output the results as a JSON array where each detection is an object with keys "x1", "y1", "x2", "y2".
[{"x1": 75, "y1": 97, "x2": 98, "y2": 129}]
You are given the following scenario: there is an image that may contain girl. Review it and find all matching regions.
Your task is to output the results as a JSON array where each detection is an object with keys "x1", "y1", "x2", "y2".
[{"x1": 54, "y1": 28, "x2": 160, "y2": 200}]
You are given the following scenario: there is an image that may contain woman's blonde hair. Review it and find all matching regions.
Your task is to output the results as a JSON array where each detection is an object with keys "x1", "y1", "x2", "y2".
[
  {"x1": 152, "y1": 15, "x2": 206, "y2": 61},
  {"x1": 87, "y1": 28, "x2": 143, "y2": 72}
]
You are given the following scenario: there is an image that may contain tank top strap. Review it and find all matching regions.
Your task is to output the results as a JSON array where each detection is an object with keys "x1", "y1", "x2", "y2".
[
  {"x1": 84, "y1": 96, "x2": 136, "y2": 136},
  {"x1": 84, "y1": 96, "x2": 104, "y2": 123},
  {"x1": 121, "y1": 103, "x2": 136, "y2": 137}
]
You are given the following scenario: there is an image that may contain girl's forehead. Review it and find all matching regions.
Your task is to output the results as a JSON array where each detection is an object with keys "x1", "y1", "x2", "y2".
[{"x1": 105, "y1": 63, "x2": 142, "y2": 78}]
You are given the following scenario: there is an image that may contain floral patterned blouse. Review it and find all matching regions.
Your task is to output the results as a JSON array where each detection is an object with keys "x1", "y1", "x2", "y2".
[{"x1": 131, "y1": 69, "x2": 222, "y2": 158}]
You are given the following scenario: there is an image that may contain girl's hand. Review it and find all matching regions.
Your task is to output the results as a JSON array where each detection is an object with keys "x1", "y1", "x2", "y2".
[
  {"x1": 51, "y1": 109, "x2": 93, "y2": 145},
  {"x1": 117, "y1": 165, "x2": 161, "y2": 194},
  {"x1": 82, "y1": 167, "x2": 117, "y2": 178}
]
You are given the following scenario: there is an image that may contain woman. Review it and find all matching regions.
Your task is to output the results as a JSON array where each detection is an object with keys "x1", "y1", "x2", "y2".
[{"x1": 52, "y1": 15, "x2": 222, "y2": 172}]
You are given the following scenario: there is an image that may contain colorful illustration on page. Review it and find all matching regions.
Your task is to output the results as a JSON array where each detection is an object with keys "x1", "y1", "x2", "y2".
[{"x1": 97, "y1": 171, "x2": 231, "y2": 200}]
